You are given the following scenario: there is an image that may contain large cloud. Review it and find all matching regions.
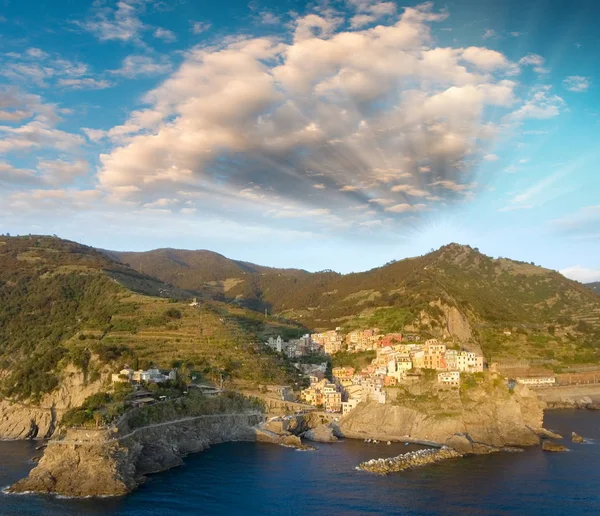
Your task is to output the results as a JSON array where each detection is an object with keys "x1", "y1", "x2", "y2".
[{"x1": 86, "y1": 2, "x2": 556, "y2": 232}]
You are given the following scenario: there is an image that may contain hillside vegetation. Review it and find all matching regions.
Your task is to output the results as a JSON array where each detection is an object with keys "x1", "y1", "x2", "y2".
[
  {"x1": 0, "y1": 236, "x2": 303, "y2": 401},
  {"x1": 114, "y1": 244, "x2": 600, "y2": 366}
]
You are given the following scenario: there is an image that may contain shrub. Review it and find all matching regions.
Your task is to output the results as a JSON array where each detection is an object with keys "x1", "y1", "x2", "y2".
[{"x1": 165, "y1": 308, "x2": 182, "y2": 319}]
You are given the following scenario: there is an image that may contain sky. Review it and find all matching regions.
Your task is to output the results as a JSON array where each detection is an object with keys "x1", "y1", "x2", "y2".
[{"x1": 0, "y1": 0, "x2": 599, "y2": 280}]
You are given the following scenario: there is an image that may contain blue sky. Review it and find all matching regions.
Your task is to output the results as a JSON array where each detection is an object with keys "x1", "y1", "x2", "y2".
[{"x1": 0, "y1": 0, "x2": 599, "y2": 280}]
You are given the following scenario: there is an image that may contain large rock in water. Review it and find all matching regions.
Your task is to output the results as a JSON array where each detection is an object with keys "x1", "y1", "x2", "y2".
[
  {"x1": 571, "y1": 432, "x2": 584, "y2": 443},
  {"x1": 338, "y1": 380, "x2": 544, "y2": 453},
  {"x1": 542, "y1": 441, "x2": 569, "y2": 452},
  {"x1": 304, "y1": 424, "x2": 338, "y2": 443}
]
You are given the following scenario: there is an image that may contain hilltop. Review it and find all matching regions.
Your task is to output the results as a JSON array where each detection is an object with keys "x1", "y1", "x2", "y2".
[
  {"x1": 0, "y1": 235, "x2": 303, "y2": 404},
  {"x1": 112, "y1": 243, "x2": 600, "y2": 366}
]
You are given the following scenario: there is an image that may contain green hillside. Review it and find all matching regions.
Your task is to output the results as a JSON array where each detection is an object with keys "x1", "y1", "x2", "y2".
[
  {"x1": 0, "y1": 236, "x2": 303, "y2": 401},
  {"x1": 587, "y1": 282, "x2": 600, "y2": 295},
  {"x1": 114, "y1": 243, "x2": 600, "y2": 366}
]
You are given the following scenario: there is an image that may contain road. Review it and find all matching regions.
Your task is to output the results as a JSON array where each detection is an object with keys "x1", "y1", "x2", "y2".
[{"x1": 48, "y1": 411, "x2": 264, "y2": 446}]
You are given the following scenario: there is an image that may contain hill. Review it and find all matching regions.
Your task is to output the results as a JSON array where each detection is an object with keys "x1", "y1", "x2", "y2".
[
  {"x1": 587, "y1": 282, "x2": 600, "y2": 295},
  {"x1": 110, "y1": 248, "x2": 315, "y2": 311},
  {"x1": 0, "y1": 235, "x2": 304, "y2": 402},
  {"x1": 112, "y1": 244, "x2": 600, "y2": 366}
]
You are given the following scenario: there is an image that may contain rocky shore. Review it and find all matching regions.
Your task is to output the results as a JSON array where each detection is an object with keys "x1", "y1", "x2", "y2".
[
  {"x1": 8, "y1": 412, "x2": 266, "y2": 497},
  {"x1": 338, "y1": 383, "x2": 546, "y2": 454},
  {"x1": 358, "y1": 447, "x2": 463, "y2": 475}
]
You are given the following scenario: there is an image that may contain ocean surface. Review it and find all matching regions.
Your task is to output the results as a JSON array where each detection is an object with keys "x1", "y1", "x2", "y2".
[{"x1": 1, "y1": 410, "x2": 600, "y2": 515}]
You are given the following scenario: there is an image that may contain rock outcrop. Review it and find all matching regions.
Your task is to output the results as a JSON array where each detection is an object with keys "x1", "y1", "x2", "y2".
[
  {"x1": 542, "y1": 441, "x2": 569, "y2": 452},
  {"x1": 9, "y1": 412, "x2": 263, "y2": 497},
  {"x1": 303, "y1": 424, "x2": 338, "y2": 443},
  {"x1": 0, "y1": 365, "x2": 105, "y2": 440},
  {"x1": 339, "y1": 382, "x2": 544, "y2": 454},
  {"x1": 571, "y1": 432, "x2": 584, "y2": 443}
]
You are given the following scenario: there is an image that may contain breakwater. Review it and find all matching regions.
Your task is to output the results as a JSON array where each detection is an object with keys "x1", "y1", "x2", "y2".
[{"x1": 358, "y1": 446, "x2": 463, "y2": 475}]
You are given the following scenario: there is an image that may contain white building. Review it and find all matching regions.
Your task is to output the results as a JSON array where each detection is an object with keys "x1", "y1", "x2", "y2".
[
  {"x1": 342, "y1": 398, "x2": 360, "y2": 415},
  {"x1": 515, "y1": 377, "x2": 556, "y2": 386},
  {"x1": 438, "y1": 371, "x2": 460, "y2": 386}
]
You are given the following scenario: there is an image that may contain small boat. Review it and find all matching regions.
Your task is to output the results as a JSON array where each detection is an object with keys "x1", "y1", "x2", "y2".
[
  {"x1": 404, "y1": 442, "x2": 409, "y2": 446},
  {"x1": 387, "y1": 441, "x2": 391, "y2": 445}
]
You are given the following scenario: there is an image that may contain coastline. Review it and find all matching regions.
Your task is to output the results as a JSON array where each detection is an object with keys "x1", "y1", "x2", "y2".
[{"x1": 4, "y1": 381, "x2": 597, "y2": 499}]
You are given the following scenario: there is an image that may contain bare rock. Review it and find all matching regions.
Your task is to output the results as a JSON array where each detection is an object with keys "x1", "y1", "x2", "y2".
[
  {"x1": 445, "y1": 434, "x2": 473, "y2": 454},
  {"x1": 542, "y1": 441, "x2": 569, "y2": 452},
  {"x1": 537, "y1": 428, "x2": 563, "y2": 440},
  {"x1": 304, "y1": 424, "x2": 338, "y2": 443},
  {"x1": 571, "y1": 432, "x2": 584, "y2": 443}
]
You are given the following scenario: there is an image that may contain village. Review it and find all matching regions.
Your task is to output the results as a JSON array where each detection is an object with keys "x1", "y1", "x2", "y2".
[
  {"x1": 265, "y1": 328, "x2": 487, "y2": 415},
  {"x1": 106, "y1": 326, "x2": 563, "y2": 415}
]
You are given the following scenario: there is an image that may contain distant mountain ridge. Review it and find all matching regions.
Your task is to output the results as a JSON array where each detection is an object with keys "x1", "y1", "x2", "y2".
[
  {"x1": 587, "y1": 282, "x2": 600, "y2": 294},
  {"x1": 112, "y1": 243, "x2": 600, "y2": 365}
]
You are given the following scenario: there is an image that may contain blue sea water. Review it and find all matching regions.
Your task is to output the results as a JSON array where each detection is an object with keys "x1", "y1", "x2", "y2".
[{"x1": 1, "y1": 410, "x2": 600, "y2": 515}]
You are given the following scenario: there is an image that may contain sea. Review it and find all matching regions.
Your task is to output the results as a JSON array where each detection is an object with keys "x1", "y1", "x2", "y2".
[{"x1": 1, "y1": 410, "x2": 599, "y2": 516}]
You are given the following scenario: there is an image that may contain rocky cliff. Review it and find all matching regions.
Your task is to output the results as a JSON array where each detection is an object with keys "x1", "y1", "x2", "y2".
[
  {"x1": 338, "y1": 380, "x2": 545, "y2": 454},
  {"x1": 9, "y1": 412, "x2": 263, "y2": 497},
  {"x1": 0, "y1": 366, "x2": 105, "y2": 440}
]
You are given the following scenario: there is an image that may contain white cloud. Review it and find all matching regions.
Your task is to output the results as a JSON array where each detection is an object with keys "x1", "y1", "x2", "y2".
[
  {"x1": 390, "y1": 184, "x2": 429, "y2": 196},
  {"x1": 258, "y1": 11, "x2": 280, "y2": 25},
  {"x1": 347, "y1": 0, "x2": 396, "y2": 16},
  {"x1": 0, "y1": 121, "x2": 84, "y2": 154},
  {"x1": 191, "y1": 21, "x2": 212, "y2": 34},
  {"x1": 77, "y1": 0, "x2": 146, "y2": 42},
  {"x1": 37, "y1": 159, "x2": 88, "y2": 185},
  {"x1": 350, "y1": 14, "x2": 376, "y2": 28},
  {"x1": 505, "y1": 86, "x2": 564, "y2": 122},
  {"x1": 69, "y1": 2, "x2": 548, "y2": 231},
  {"x1": 482, "y1": 29, "x2": 495, "y2": 39},
  {"x1": 111, "y1": 55, "x2": 171, "y2": 78},
  {"x1": 0, "y1": 162, "x2": 40, "y2": 186},
  {"x1": 560, "y1": 265, "x2": 600, "y2": 284},
  {"x1": 563, "y1": 76, "x2": 590, "y2": 93},
  {"x1": 428, "y1": 180, "x2": 475, "y2": 192},
  {"x1": 384, "y1": 203, "x2": 427, "y2": 213},
  {"x1": 8, "y1": 189, "x2": 102, "y2": 212},
  {"x1": 154, "y1": 27, "x2": 176, "y2": 42},
  {"x1": 58, "y1": 78, "x2": 112, "y2": 90},
  {"x1": 461, "y1": 47, "x2": 517, "y2": 72},
  {"x1": 483, "y1": 153, "x2": 498, "y2": 161},
  {"x1": 0, "y1": 49, "x2": 97, "y2": 88},
  {"x1": 519, "y1": 53, "x2": 549, "y2": 74},
  {"x1": 368, "y1": 198, "x2": 395, "y2": 206}
]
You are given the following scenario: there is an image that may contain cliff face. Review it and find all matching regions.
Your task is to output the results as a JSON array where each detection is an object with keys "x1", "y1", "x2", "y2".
[
  {"x1": 0, "y1": 366, "x2": 105, "y2": 440},
  {"x1": 9, "y1": 413, "x2": 262, "y2": 497},
  {"x1": 339, "y1": 383, "x2": 544, "y2": 454}
]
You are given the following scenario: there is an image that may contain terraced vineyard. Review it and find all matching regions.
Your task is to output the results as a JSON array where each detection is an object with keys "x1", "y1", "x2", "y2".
[
  {"x1": 88, "y1": 295, "x2": 302, "y2": 387},
  {"x1": 0, "y1": 235, "x2": 303, "y2": 400}
]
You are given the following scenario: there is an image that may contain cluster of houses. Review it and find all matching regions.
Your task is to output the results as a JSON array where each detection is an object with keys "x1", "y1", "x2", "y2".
[
  {"x1": 265, "y1": 328, "x2": 421, "y2": 358},
  {"x1": 111, "y1": 366, "x2": 177, "y2": 385},
  {"x1": 297, "y1": 333, "x2": 485, "y2": 415},
  {"x1": 264, "y1": 334, "x2": 321, "y2": 358}
]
